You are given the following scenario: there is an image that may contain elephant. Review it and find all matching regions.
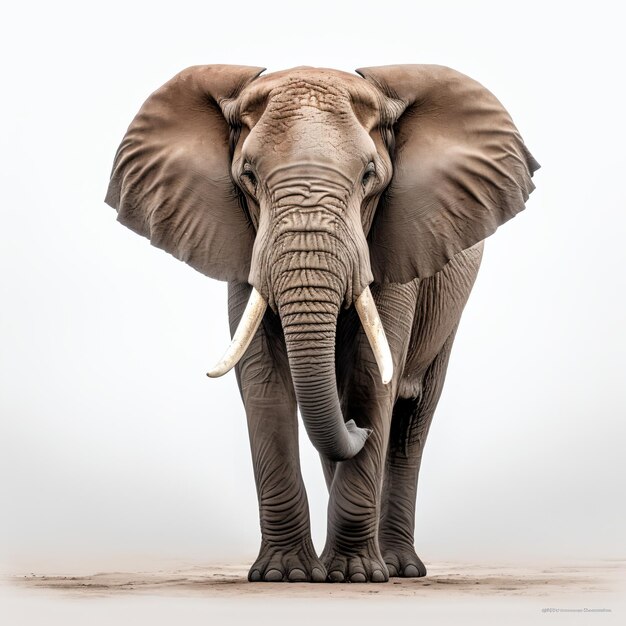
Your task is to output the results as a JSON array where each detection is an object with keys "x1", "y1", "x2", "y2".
[{"x1": 105, "y1": 64, "x2": 539, "y2": 583}]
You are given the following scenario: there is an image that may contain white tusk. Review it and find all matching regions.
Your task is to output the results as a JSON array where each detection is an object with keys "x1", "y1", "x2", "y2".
[
  {"x1": 355, "y1": 286, "x2": 394, "y2": 385},
  {"x1": 206, "y1": 288, "x2": 267, "y2": 378}
]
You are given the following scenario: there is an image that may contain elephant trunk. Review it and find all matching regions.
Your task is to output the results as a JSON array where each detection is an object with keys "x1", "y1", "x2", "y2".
[
  {"x1": 276, "y1": 284, "x2": 371, "y2": 462},
  {"x1": 269, "y1": 225, "x2": 371, "y2": 461}
]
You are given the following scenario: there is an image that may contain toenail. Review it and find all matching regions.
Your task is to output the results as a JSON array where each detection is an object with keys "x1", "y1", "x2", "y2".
[
  {"x1": 403, "y1": 564, "x2": 419, "y2": 577},
  {"x1": 264, "y1": 569, "x2": 283, "y2": 582},
  {"x1": 328, "y1": 570, "x2": 345, "y2": 582},
  {"x1": 386, "y1": 563, "x2": 399, "y2": 577},
  {"x1": 288, "y1": 568, "x2": 306, "y2": 582},
  {"x1": 350, "y1": 572, "x2": 367, "y2": 583},
  {"x1": 371, "y1": 569, "x2": 386, "y2": 582},
  {"x1": 311, "y1": 567, "x2": 326, "y2": 583},
  {"x1": 249, "y1": 570, "x2": 262, "y2": 582}
]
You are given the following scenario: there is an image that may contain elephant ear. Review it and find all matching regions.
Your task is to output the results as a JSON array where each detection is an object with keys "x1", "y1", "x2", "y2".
[
  {"x1": 357, "y1": 64, "x2": 540, "y2": 282},
  {"x1": 105, "y1": 64, "x2": 265, "y2": 282}
]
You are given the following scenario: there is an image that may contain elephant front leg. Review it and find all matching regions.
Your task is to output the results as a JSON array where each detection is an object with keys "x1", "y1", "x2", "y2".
[
  {"x1": 229, "y1": 283, "x2": 325, "y2": 583},
  {"x1": 321, "y1": 423, "x2": 391, "y2": 583},
  {"x1": 320, "y1": 285, "x2": 416, "y2": 583},
  {"x1": 320, "y1": 346, "x2": 395, "y2": 583},
  {"x1": 246, "y1": 438, "x2": 324, "y2": 582}
]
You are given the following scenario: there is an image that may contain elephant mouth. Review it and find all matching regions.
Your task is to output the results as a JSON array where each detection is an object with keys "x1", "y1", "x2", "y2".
[{"x1": 206, "y1": 285, "x2": 393, "y2": 384}]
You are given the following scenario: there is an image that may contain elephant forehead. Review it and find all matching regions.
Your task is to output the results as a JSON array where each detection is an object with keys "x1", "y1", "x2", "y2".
[
  {"x1": 238, "y1": 68, "x2": 382, "y2": 128},
  {"x1": 268, "y1": 81, "x2": 348, "y2": 116},
  {"x1": 247, "y1": 106, "x2": 377, "y2": 167}
]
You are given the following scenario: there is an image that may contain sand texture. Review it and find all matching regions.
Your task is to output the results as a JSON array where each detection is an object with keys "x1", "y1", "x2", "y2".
[
  {"x1": 3, "y1": 561, "x2": 623, "y2": 626},
  {"x1": 11, "y1": 560, "x2": 624, "y2": 598}
]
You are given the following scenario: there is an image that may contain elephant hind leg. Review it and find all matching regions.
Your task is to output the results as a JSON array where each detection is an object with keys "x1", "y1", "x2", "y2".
[{"x1": 379, "y1": 326, "x2": 458, "y2": 578}]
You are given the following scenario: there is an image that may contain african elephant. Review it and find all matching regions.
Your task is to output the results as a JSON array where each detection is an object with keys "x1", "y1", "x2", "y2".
[{"x1": 105, "y1": 64, "x2": 538, "y2": 583}]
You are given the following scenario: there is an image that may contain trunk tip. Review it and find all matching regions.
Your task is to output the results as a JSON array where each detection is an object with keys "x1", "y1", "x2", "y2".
[
  {"x1": 321, "y1": 420, "x2": 372, "y2": 462},
  {"x1": 344, "y1": 419, "x2": 372, "y2": 452}
]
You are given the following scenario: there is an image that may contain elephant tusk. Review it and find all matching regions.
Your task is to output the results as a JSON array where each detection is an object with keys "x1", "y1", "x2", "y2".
[
  {"x1": 206, "y1": 288, "x2": 267, "y2": 378},
  {"x1": 355, "y1": 286, "x2": 394, "y2": 385}
]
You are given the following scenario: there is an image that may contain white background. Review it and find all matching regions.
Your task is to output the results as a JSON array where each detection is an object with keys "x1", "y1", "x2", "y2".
[{"x1": 1, "y1": 0, "x2": 624, "y2": 575}]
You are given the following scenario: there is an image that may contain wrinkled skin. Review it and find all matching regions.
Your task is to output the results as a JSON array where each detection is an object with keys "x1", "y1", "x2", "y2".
[{"x1": 106, "y1": 65, "x2": 538, "y2": 582}]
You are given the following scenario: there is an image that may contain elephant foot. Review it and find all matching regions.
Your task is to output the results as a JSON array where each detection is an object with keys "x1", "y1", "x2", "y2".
[
  {"x1": 248, "y1": 538, "x2": 326, "y2": 583},
  {"x1": 380, "y1": 543, "x2": 427, "y2": 578},
  {"x1": 321, "y1": 540, "x2": 389, "y2": 583}
]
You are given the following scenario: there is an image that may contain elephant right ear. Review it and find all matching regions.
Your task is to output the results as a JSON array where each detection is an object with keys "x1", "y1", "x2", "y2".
[{"x1": 105, "y1": 64, "x2": 265, "y2": 282}]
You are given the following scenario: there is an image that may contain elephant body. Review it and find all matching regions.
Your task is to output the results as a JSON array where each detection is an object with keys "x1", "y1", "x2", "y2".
[
  {"x1": 106, "y1": 64, "x2": 538, "y2": 582},
  {"x1": 229, "y1": 242, "x2": 483, "y2": 581}
]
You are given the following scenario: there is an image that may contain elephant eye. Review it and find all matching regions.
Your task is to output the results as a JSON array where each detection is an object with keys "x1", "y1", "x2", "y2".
[
  {"x1": 240, "y1": 164, "x2": 258, "y2": 196},
  {"x1": 362, "y1": 162, "x2": 377, "y2": 188}
]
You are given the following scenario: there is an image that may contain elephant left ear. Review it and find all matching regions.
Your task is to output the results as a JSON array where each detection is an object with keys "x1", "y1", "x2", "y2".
[{"x1": 357, "y1": 64, "x2": 540, "y2": 283}]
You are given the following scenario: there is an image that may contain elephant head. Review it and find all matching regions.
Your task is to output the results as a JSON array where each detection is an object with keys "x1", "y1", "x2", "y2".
[{"x1": 106, "y1": 64, "x2": 538, "y2": 462}]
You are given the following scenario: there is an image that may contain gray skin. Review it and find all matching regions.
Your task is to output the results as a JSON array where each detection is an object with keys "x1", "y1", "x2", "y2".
[{"x1": 106, "y1": 65, "x2": 538, "y2": 583}]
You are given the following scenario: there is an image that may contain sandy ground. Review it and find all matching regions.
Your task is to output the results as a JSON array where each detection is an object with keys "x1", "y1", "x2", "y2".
[{"x1": 3, "y1": 560, "x2": 624, "y2": 625}]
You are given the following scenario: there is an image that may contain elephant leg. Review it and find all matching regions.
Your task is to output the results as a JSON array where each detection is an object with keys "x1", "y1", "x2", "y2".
[
  {"x1": 229, "y1": 282, "x2": 325, "y2": 583},
  {"x1": 318, "y1": 320, "x2": 394, "y2": 582},
  {"x1": 379, "y1": 327, "x2": 458, "y2": 578},
  {"x1": 319, "y1": 285, "x2": 418, "y2": 583},
  {"x1": 320, "y1": 456, "x2": 336, "y2": 492},
  {"x1": 320, "y1": 393, "x2": 394, "y2": 583}
]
